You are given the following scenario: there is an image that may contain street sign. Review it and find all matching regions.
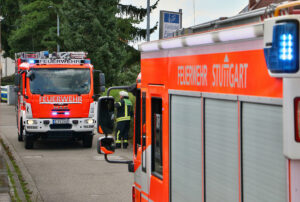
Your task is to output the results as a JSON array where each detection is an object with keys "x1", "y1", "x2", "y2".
[{"x1": 159, "y1": 10, "x2": 182, "y2": 39}]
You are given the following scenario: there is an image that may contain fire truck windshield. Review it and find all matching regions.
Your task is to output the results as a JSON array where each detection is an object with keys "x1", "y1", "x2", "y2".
[{"x1": 29, "y1": 68, "x2": 91, "y2": 95}]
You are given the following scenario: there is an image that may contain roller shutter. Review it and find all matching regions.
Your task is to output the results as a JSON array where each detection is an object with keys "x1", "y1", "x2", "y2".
[
  {"x1": 205, "y1": 99, "x2": 239, "y2": 202},
  {"x1": 170, "y1": 95, "x2": 202, "y2": 202},
  {"x1": 242, "y1": 103, "x2": 286, "y2": 202}
]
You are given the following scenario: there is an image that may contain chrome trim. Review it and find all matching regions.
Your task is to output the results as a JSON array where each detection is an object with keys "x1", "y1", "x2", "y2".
[
  {"x1": 238, "y1": 95, "x2": 282, "y2": 105},
  {"x1": 202, "y1": 92, "x2": 238, "y2": 101},
  {"x1": 168, "y1": 89, "x2": 201, "y2": 97}
]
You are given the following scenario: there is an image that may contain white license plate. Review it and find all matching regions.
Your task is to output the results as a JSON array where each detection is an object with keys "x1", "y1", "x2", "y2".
[{"x1": 53, "y1": 119, "x2": 69, "y2": 124}]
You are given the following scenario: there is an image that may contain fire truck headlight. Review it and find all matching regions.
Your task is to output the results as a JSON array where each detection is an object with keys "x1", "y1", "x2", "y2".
[
  {"x1": 264, "y1": 21, "x2": 299, "y2": 73},
  {"x1": 85, "y1": 119, "x2": 94, "y2": 124},
  {"x1": 27, "y1": 120, "x2": 37, "y2": 125}
]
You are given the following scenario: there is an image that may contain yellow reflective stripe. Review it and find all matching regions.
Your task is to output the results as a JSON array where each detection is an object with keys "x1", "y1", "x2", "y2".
[
  {"x1": 116, "y1": 130, "x2": 121, "y2": 143},
  {"x1": 123, "y1": 140, "x2": 128, "y2": 143},
  {"x1": 116, "y1": 117, "x2": 131, "y2": 122},
  {"x1": 2, "y1": 98, "x2": 7, "y2": 101},
  {"x1": 125, "y1": 103, "x2": 128, "y2": 117}
]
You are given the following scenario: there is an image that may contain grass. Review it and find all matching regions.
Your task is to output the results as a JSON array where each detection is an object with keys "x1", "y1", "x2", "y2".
[
  {"x1": 6, "y1": 162, "x2": 21, "y2": 202},
  {"x1": 0, "y1": 138, "x2": 32, "y2": 202}
]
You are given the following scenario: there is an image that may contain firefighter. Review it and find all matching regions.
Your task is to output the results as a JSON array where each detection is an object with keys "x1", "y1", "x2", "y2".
[{"x1": 115, "y1": 91, "x2": 133, "y2": 149}]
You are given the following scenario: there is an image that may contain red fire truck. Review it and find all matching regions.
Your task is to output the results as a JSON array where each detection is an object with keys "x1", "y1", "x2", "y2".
[
  {"x1": 15, "y1": 51, "x2": 104, "y2": 149},
  {"x1": 97, "y1": 2, "x2": 300, "y2": 202}
]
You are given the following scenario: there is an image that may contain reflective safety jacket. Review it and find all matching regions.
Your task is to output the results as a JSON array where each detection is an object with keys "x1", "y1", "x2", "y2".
[{"x1": 115, "y1": 98, "x2": 133, "y2": 122}]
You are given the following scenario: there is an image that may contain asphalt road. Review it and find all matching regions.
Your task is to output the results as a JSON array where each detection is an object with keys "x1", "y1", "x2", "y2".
[{"x1": 0, "y1": 103, "x2": 133, "y2": 202}]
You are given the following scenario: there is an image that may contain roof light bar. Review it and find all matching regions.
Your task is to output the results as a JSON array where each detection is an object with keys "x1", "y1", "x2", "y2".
[
  {"x1": 219, "y1": 27, "x2": 256, "y2": 42},
  {"x1": 140, "y1": 42, "x2": 159, "y2": 52},
  {"x1": 139, "y1": 24, "x2": 263, "y2": 52},
  {"x1": 161, "y1": 38, "x2": 182, "y2": 49},
  {"x1": 185, "y1": 34, "x2": 213, "y2": 46}
]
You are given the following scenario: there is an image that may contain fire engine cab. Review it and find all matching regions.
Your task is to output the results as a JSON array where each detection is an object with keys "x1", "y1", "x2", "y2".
[
  {"x1": 97, "y1": 2, "x2": 300, "y2": 202},
  {"x1": 15, "y1": 51, "x2": 104, "y2": 149}
]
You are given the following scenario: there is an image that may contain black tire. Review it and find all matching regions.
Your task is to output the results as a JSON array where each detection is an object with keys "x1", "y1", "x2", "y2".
[
  {"x1": 82, "y1": 133, "x2": 93, "y2": 148},
  {"x1": 24, "y1": 135, "x2": 34, "y2": 149},
  {"x1": 18, "y1": 134, "x2": 23, "y2": 142},
  {"x1": 18, "y1": 124, "x2": 24, "y2": 142}
]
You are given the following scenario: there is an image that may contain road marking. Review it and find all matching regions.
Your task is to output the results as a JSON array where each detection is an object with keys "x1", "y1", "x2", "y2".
[
  {"x1": 90, "y1": 194, "x2": 105, "y2": 197},
  {"x1": 23, "y1": 155, "x2": 43, "y2": 159},
  {"x1": 93, "y1": 155, "x2": 124, "y2": 161}
]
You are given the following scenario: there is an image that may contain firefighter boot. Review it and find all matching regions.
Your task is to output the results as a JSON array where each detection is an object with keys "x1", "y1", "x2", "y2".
[
  {"x1": 116, "y1": 143, "x2": 121, "y2": 149},
  {"x1": 123, "y1": 140, "x2": 128, "y2": 149}
]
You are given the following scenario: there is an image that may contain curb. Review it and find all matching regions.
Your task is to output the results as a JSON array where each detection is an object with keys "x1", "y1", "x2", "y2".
[
  {"x1": 0, "y1": 156, "x2": 9, "y2": 194},
  {"x1": 0, "y1": 134, "x2": 44, "y2": 202}
]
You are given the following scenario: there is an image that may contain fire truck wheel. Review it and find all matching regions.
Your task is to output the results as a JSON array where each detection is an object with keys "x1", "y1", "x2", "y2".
[
  {"x1": 24, "y1": 135, "x2": 34, "y2": 149},
  {"x1": 18, "y1": 124, "x2": 24, "y2": 142},
  {"x1": 82, "y1": 133, "x2": 93, "y2": 148}
]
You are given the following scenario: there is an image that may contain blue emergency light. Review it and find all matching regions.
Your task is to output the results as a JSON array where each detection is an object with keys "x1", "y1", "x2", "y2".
[
  {"x1": 264, "y1": 21, "x2": 299, "y2": 73},
  {"x1": 43, "y1": 51, "x2": 49, "y2": 57},
  {"x1": 28, "y1": 59, "x2": 35, "y2": 64},
  {"x1": 84, "y1": 59, "x2": 91, "y2": 64}
]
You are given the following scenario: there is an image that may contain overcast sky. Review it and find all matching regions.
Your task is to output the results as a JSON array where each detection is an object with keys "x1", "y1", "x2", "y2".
[{"x1": 120, "y1": 0, "x2": 249, "y2": 46}]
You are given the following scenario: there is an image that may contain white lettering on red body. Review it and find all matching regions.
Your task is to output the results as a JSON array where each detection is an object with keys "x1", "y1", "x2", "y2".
[
  {"x1": 39, "y1": 95, "x2": 83, "y2": 104},
  {"x1": 177, "y1": 65, "x2": 208, "y2": 87},
  {"x1": 178, "y1": 54, "x2": 248, "y2": 89}
]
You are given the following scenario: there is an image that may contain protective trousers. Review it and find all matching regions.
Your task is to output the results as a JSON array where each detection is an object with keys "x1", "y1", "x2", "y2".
[{"x1": 115, "y1": 120, "x2": 130, "y2": 148}]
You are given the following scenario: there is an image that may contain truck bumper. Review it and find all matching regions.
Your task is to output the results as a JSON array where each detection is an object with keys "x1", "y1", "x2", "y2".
[{"x1": 24, "y1": 118, "x2": 95, "y2": 133}]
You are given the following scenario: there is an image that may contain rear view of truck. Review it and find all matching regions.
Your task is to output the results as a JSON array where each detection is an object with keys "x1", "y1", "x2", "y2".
[{"x1": 15, "y1": 51, "x2": 97, "y2": 149}]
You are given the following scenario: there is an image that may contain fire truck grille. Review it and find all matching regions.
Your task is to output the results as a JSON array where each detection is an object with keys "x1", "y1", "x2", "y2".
[{"x1": 50, "y1": 124, "x2": 72, "y2": 130}]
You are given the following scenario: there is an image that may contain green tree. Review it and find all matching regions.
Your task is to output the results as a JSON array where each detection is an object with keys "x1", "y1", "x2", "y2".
[
  {"x1": 61, "y1": 0, "x2": 159, "y2": 86},
  {"x1": 8, "y1": 0, "x2": 60, "y2": 56},
  {"x1": 61, "y1": 0, "x2": 127, "y2": 87},
  {"x1": 1, "y1": 0, "x2": 159, "y2": 86},
  {"x1": 118, "y1": 0, "x2": 159, "y2": 42},
  {"x1": 0, "y1": 0, "x2": 21, "y2": 58},
  {"x1": 116, "y1": 1, "x2": 159, "y2": 84}
]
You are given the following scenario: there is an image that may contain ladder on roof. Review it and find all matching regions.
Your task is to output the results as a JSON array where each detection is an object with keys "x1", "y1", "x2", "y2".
[{"x1": 15, "y1": 51, "x2": 87, "y2": 60}]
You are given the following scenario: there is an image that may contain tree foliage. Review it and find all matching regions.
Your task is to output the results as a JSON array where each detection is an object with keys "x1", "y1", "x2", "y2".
[
  {"x1": 8, "y1": 0, "x2": 60, "y2": 57},
  {"x1": 0, "y1": 0, "x2": 21, "y2": 57},
  {"x1": 61, "y1": 0, "x2": 128, "y2": 87},
  {"x1": 1, "y1": 0, "x2": 160, "y2": 85}
]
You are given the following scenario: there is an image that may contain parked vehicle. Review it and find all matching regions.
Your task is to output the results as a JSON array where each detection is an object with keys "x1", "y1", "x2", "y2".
[
  {"x1": 0, "y1": 86, "x2": 8, "y2": 102},
  {"x1": 15, "y1": 51, "x2": 105, "y2": 149}
]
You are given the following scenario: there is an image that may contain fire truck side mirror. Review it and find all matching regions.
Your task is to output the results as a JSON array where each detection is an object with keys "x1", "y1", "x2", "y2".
[
  {"x1": 97, "y1": 96, "x2": 115, "y2": 134},
  {"x1": 99, "y1": 73, "x2": 105, "y2": 93},
  {"x1": 97, "y1": 136, "x2": 115, "y2": 155},
  {"x1": 26, "y1": 71, "x2": 35, "y2": 81}
]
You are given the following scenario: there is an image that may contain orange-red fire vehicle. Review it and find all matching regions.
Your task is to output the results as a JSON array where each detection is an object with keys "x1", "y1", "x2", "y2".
[
  {"x1": 15, "y1": 51, "x2": 103, "y2": 149},
  {"x1": 97, "y1": 2, "x2": 300, "y2": 202}
]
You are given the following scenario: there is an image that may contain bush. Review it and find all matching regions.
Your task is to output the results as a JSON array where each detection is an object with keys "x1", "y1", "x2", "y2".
[{"x1": 1, "y1": 74, "x2": 15, "y2": 86}]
